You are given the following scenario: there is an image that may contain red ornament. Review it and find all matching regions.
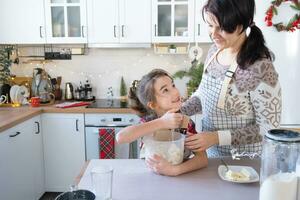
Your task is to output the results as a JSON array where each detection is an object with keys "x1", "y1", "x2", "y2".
[{"x1": 267, "y1": 21, "x2": 273, "y2": 26}]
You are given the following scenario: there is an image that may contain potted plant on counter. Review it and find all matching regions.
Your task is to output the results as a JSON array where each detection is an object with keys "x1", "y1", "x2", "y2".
[{"x1": 169, "y1": 44, "x2": 177, "y2": 53}]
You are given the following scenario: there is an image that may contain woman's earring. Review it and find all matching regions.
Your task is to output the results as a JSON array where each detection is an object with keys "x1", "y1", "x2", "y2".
[{"x1": 246, "y1": 27, "x2": 251, "y2": 37}]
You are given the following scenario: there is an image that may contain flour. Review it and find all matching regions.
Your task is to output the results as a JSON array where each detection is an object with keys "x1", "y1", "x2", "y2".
[
  {"x1": 145, "y1": 143, "x2": 184, "y2": 165},
  {"x1": 259, "y1": 172, "x2": 298, "y2": 200}
]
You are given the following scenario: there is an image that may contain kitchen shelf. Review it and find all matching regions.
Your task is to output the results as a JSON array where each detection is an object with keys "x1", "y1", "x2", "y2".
[{"x1": 153, "y1": 43, "x2": 190, "y2": 55}]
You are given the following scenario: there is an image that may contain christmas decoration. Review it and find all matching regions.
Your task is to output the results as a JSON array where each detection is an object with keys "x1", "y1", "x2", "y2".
[
  {"x1": 265, "y1": 0, "x2": 300, "y2": 32},
  {"x1": 0, "y1": 47, "x2": 13, "y2": 85},
  {"x1": 120, "y1": 76, "x2": 127, "y2": 100},
  {"x1": 173, "y1": 61, "x2": 204, "y2": 97}
]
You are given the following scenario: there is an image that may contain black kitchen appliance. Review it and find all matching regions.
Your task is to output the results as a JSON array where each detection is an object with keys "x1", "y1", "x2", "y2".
[{"x1": 86, "y1": 99, "x2": 128, "y2": 109}]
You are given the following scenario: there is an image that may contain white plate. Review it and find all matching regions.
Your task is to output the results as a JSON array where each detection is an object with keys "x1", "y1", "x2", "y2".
[{"x1": 218, "y1": 165, "x2": 259, "y2": 183}]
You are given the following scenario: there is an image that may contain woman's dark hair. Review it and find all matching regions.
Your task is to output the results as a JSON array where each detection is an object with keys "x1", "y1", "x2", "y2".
[
  {"x1": 202, "y1": 0, "x2": 274, "y2": 69},
  {"x1": 128, "y1": 69, "x2": 173, "y2": 118}
]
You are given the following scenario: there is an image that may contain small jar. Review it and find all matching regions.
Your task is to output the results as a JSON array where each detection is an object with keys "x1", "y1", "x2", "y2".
[
  {"x1": 86, "y1": 88, "x2": 92, "y2": 99},
  {"x1": 74, "y1": 88, "x2": 80, "y2": 100}
]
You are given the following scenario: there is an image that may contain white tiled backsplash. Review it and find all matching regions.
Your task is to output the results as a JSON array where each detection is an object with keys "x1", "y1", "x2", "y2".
[{"x1": 11, "y1": 45, "x2": 210, "y2": 99}]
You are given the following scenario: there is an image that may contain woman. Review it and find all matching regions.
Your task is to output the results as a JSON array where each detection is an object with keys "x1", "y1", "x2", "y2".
[{"x1": 180, "y1": 0, "x2": 282, "y2": 157}]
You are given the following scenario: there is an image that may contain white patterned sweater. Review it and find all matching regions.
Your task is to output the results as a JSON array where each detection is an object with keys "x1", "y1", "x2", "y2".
[{"x1": 181, "y1": 45, "x2": 282, "y2": 148}]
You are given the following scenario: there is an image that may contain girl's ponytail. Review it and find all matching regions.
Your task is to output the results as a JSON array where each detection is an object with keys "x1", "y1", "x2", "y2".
[{"x1": 128, "y1": 80, "x2": 148, "y2": 117}]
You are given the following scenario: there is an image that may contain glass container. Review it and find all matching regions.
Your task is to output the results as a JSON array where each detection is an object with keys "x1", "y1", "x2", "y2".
[
  {"x1": 260, "y1": 129, "x2": 300, "y2": 200},
  {"x1": 144, "y1": 130, "x2": 185, "y2": 165}
]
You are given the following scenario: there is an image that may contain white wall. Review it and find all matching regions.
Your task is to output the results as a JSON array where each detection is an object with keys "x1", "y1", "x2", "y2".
[
  {"x1": 11, "y1": 45, "x2": 211, "y2": 99},
  {"x1": 255, "y1": 0, "x2": 300, "y2": 125}
]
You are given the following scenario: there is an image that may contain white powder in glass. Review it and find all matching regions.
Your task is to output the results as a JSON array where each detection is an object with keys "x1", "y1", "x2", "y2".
[
  {"x1": 259, "y1": 172, "x2": 297, "y2": 200},
  {"x1": 145, "y1": 143, "x2": 183, "y2": 165}
]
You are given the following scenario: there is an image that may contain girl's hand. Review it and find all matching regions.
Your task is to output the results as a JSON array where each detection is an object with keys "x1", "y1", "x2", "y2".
[
  {"x1": 159, "y1": 108, "x2": 183, "y2": 129},
  {"x1": 185, "y1": 131, "x2": 219, "y2": 151},
  {"x1": 145, "y1": 154, "x2": 178, "y2": 176}
]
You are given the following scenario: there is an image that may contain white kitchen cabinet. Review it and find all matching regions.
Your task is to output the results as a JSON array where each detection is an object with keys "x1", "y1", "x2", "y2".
[
  {"x1": 0, "y1": 116, "x2": 44, "y2": 200},
  {"x1": 87, "y1": 0, "x2": 151, "y2": 47},
  {"x1": 31, "y1": 116, "x2": 45, "y2": 199},
  {"x1": 152, "y1": 0, "x2": 194, "y2": 43},
  {"x1": 194, "y1": 0, "x2": 211, "y2": 43},
  {"x1": 44, "y1": 0, "x2": 87, "y2": 43},
  {"x1": 42, "y1": 113, "x2": 85, "y2": 191},
  {"x1": 0, "y1": 0, "x2": 46, "y2": 44}
]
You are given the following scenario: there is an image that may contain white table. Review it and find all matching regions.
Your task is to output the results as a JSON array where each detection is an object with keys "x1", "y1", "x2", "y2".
[{"x1": 78, "y1": 158, "x2": 260, "y2": 200}]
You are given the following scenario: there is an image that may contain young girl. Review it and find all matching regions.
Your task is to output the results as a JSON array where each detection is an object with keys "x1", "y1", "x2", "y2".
[{"x1": 116, "y1": 69, "x2": 208, "y2": 176}]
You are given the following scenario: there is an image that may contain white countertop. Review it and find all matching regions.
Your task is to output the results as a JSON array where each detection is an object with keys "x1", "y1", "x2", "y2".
[{"x1": 78, "y1": 158, "x2": 260, "y2": 200}]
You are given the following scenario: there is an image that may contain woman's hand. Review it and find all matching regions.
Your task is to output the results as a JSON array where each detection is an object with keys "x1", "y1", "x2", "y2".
[
  {"x1": 159, "y1": 108, "x2": 183, "y2": 129},
  {"x1": 185, "y1": 131, "x2": 219, "y2": 151},
  {"x1": 145, "y1": 154, "x2": 178, "y2": 176}
]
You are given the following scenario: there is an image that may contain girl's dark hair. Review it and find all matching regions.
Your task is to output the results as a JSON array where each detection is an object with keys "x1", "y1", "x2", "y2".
[
  {"x1": 202, "y1": 0, "x2": 274, "y2": 69},
  {"x1": 128, "y1": 69, "x2": 172, "y2": 118}
]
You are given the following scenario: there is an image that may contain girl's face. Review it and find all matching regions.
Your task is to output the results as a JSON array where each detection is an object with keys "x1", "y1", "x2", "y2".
[
  {"x1": 150, "y1": 76, "x2": 181, "y2": 115},
  {"x1": 205, "y1": 12, "x2": 243, "y2": 50}
]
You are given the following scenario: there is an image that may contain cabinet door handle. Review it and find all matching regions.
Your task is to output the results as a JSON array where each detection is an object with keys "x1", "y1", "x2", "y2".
[
  {"x1": 35, "y1": 121, "x2": 40, "y2": 134},
  {"x1": 113, "y1": 25, "x2": 117, "y2": 38},
  {"x1": 81, "y1": 25, "x2": 85, "y2": 38},
  {"x1": 198, "y1": 24, "x2": 200, "y2": 36},
  {"x1": 9, "y1": 132, "x2": 21, "y2": 138},
  {"x1": 154, "y1": 24, "x2": 157, "y2": 36},
  {"x1": 40, "y1": 26, "x2": 43, "y2": 38},
  {"x1": 76, "y1": 119, "x2": 79, "y2": 131},
  {"x1": 121, "y1": 25, "x2": 125, "y2": 37}
]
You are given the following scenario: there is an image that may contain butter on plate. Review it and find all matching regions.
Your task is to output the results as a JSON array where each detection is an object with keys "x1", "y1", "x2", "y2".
[{"x1": 225, "y1": 168, "x2": 251, "y2": 181}]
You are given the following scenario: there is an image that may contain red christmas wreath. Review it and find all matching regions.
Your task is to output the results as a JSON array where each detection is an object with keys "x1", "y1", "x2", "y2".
[{"x1": 265, "y1": 0, "x2": 300, "y2": 32}]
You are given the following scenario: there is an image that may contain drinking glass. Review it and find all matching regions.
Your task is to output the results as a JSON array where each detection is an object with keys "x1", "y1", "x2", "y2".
[{"x1": 91, "y1": 165, "x2": 113, "y2": 200}]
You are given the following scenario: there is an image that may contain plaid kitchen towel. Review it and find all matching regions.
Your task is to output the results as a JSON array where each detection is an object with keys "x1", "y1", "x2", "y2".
[{"x1": 99, "y1": 129, "x2": 115, "y2": 159}]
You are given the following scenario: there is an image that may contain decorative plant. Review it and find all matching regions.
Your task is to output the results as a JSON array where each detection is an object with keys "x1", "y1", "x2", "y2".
[
  {"x1": 173, "y1": 61, "x2": 204, "y2": 97},
  {"x1": 169, "y1": 44, "x2": 176, "y2": 49},
  {"x1": 0, "y1": 47, "x2": 13, "y2": 85},
  {"x1": 120, "y1": 76, "x2": 127, "y2": 98}
]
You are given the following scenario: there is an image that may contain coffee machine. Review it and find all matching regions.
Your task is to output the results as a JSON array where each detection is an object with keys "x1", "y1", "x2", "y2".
[{"x1": 31, "y1": 68, "x2": 54, "y2": 103}]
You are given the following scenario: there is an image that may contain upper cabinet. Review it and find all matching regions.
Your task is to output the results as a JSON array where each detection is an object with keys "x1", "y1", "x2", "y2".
[
  {"x1": 152, "y1": 0, "x2": 194, "y2": 43},
  {"x1": 0, "y1": 0, "x2": 210, "y2": 45},
  {"x1": 0, "y1": 0, "x2": 46, "y2": 44},
  {"x1": 194, "y1": 0, "x2": 211, "y2": 43},
  {"x1": 152, "y1": 0, "x2": 211, "y2": 43},
  {"x1": 87, "y1": 0, "x2": 151, "y2": 47},
  {"x1": 0, "y1": 0, "x2": 87, "y2": 44},
  {"x1": 44, "y1": 0, "x2": 87, "y2": 43}
]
